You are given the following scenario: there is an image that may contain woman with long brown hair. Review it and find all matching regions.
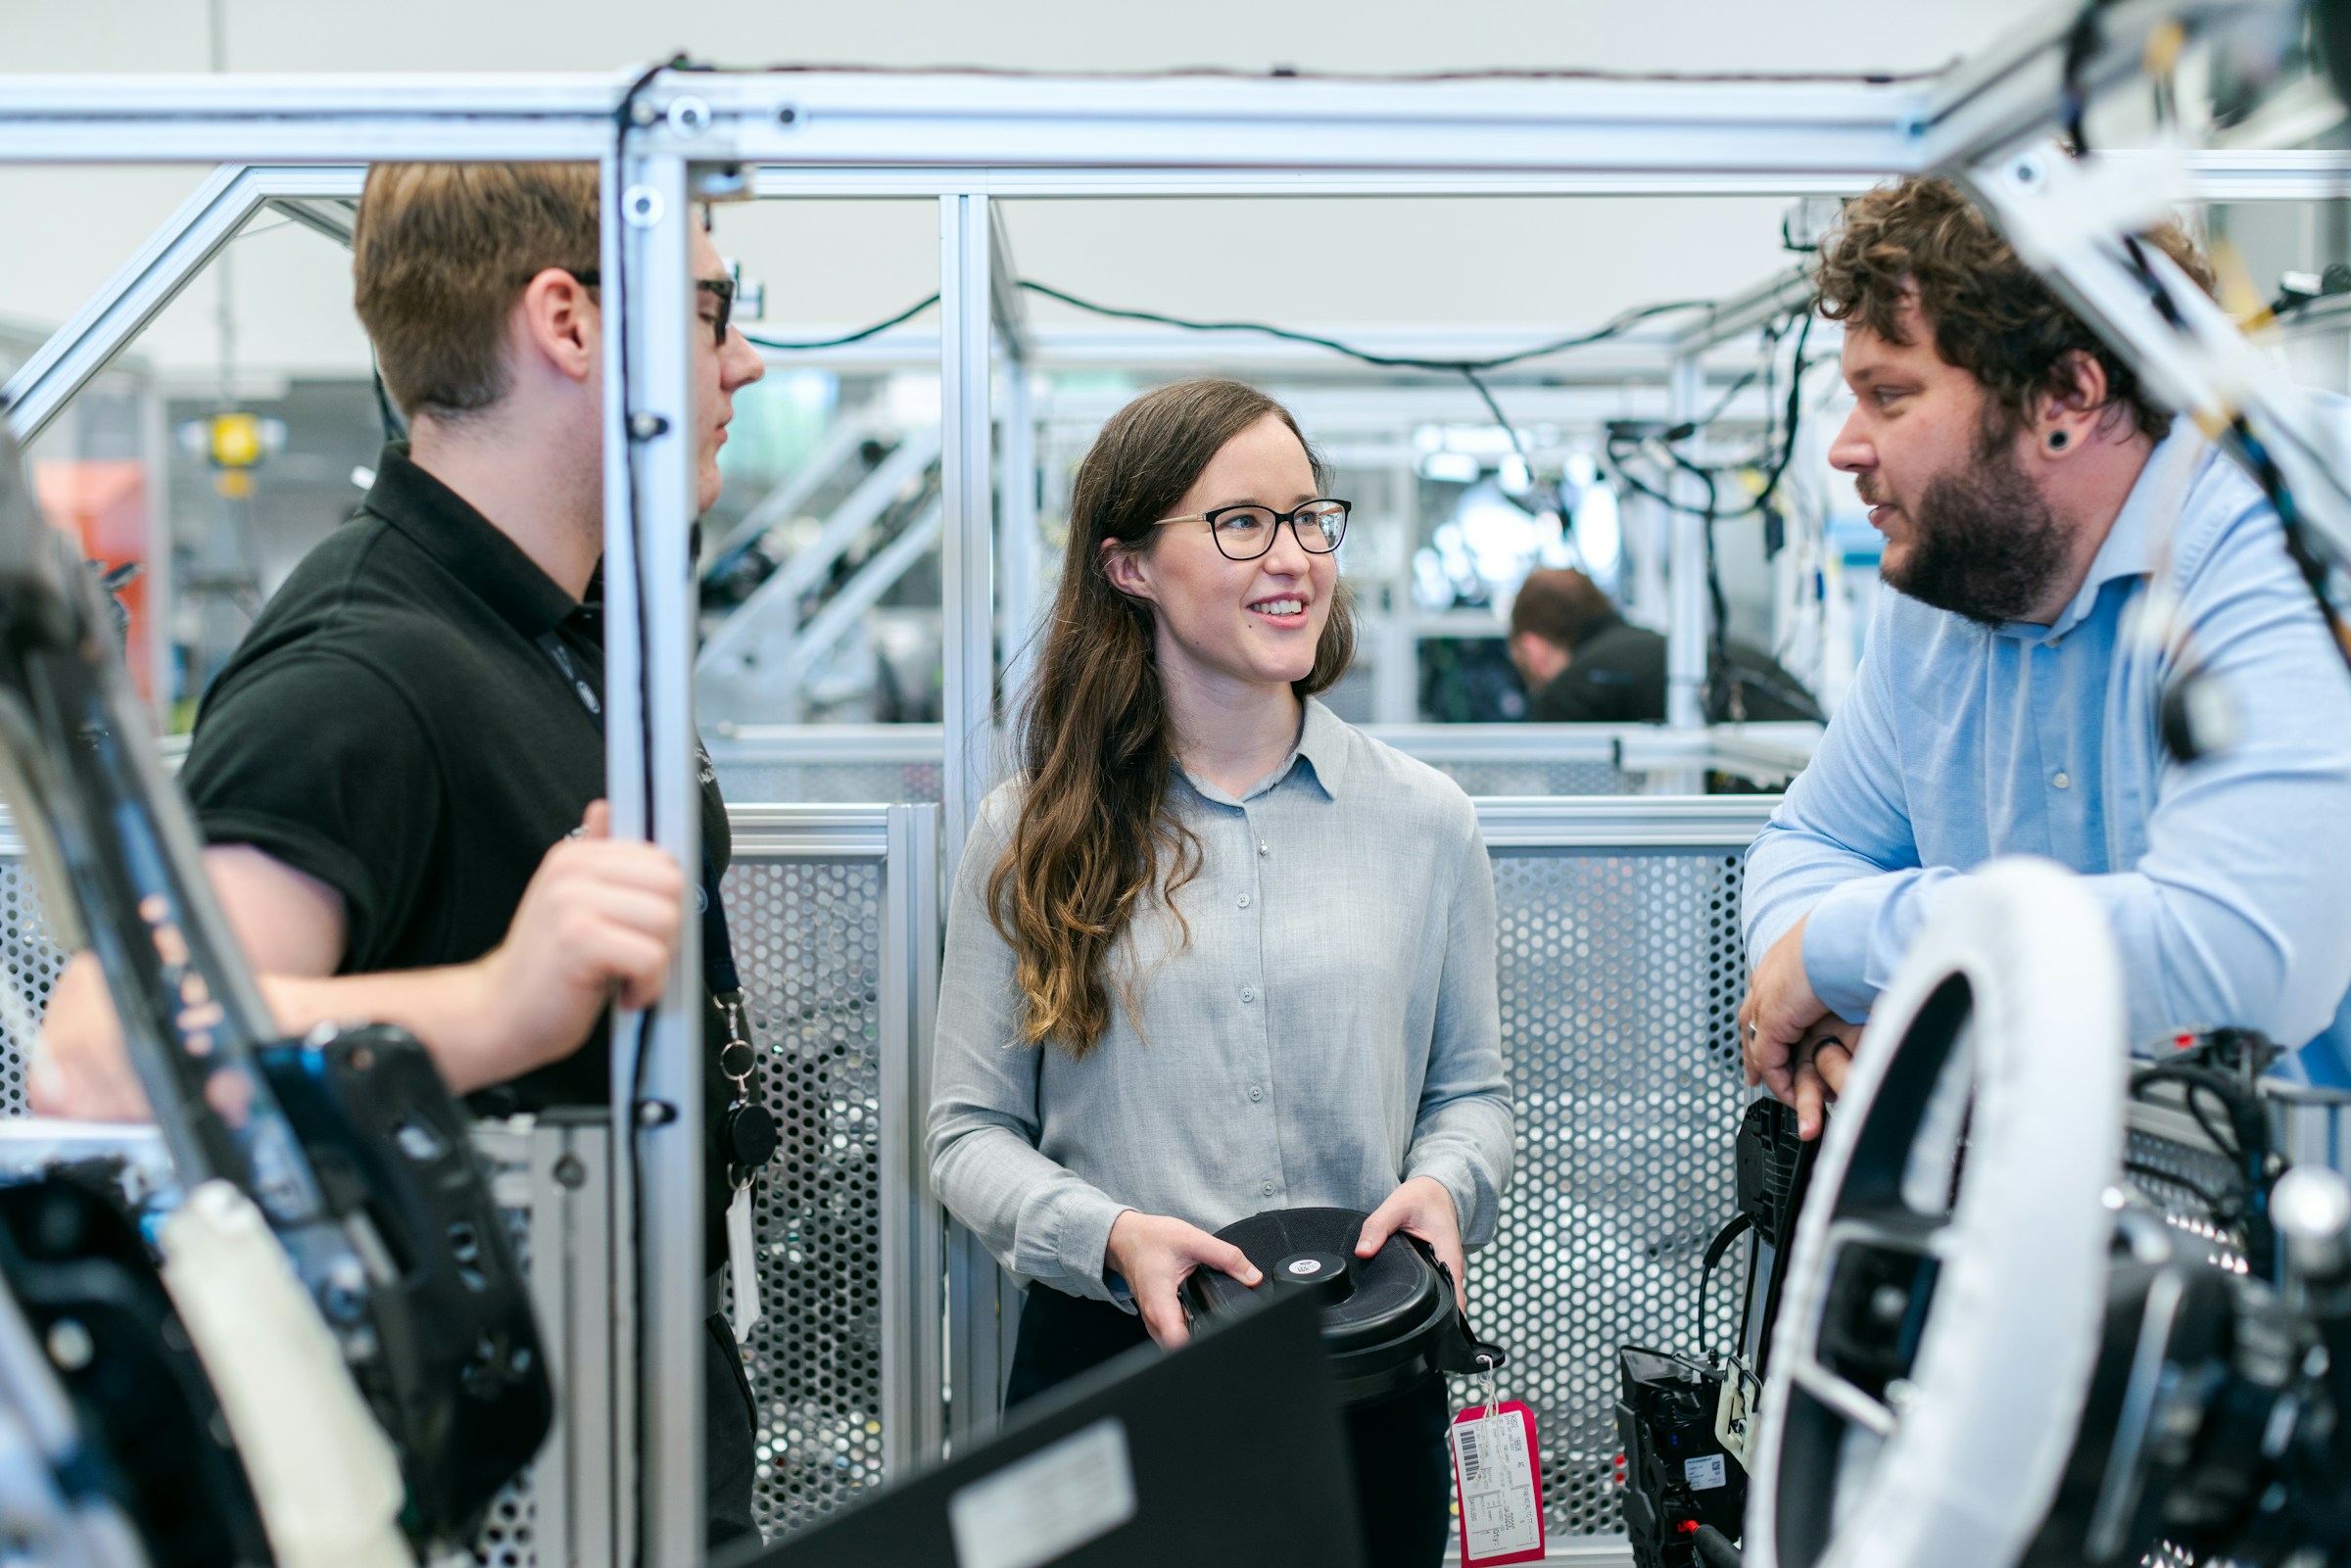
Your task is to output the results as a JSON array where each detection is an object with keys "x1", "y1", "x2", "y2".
[{"x1": 927, "y1": 378, "x2": 1513, "y2": 1567}]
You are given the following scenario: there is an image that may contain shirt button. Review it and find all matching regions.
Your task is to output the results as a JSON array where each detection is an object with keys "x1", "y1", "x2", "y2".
[
  {"x1": 2043, "y1": 639, "x2": 2060, "y2": 650},
  {"x1": 1261, "y1": 1181, "x2": 1275, "y2": 1198},
  {"x1": 1257, "y1": 842, "x2": 1269, "y2": 857},
  {"x1": 1249, "y1": 1085, "x2": 1264, "y2": 1103},
  {"x1": 1240, "y1": 985, "x2": 1257, "y2": 1004},
  {"x1": 1237, "y1": 893, "x2": 1251, "y2": 909},
  {"x1": 2053, "y1": 772, "x2": 2071, "y2": 790}
]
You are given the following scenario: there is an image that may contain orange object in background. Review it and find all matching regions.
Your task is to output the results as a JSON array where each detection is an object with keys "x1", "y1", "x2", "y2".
[{"x1": 33, "y1": 459, "x2": 153, "y2": 702}]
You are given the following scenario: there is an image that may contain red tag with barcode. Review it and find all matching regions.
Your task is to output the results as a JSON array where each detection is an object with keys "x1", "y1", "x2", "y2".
[{"x1": 1450, "y1": 1400, "x2": 1544, "y2": 1566}]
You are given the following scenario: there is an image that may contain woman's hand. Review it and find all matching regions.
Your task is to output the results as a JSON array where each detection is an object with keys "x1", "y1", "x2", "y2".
[
  {"x1": 1103, "y1": 1210, "x2": 1262, "y2": 1349},
  {"x1": 1355, "y1": 1176, "x2": 1469, "y2": 1314}
]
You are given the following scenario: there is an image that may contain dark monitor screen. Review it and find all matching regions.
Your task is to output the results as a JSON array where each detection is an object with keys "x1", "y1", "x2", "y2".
[{"x1": 727, "y1": 1286, "x2": 1365, "y2": 1568}]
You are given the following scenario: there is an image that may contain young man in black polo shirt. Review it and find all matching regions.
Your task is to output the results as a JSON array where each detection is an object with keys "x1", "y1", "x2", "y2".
[{"x1": 31, "y1": 163, "x2": 770, "y2": 1544}]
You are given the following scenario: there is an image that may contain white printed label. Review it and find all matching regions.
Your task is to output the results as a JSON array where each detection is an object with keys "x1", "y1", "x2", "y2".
[
  {"x1": 1684, "y1": 1453, "x2": 1728, "y2": 1491},
  {"x1": 949, "y1": 1418, "x2": 1135, "y2": 1568},
  {"x1": 1452, "y1": 1412, "x2": 1542, "y2": 1561}
]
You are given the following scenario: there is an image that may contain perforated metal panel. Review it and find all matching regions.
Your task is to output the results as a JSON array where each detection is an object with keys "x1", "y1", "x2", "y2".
[
  {"x1": 0, "y1": 834, "x2": 907, "y2": 1556},
  {"x1": 1424, "y1": 760, "x2": 1635, "y2": 797},
  {"x1": 2124, "y1": 1126, "x2": 2250, "y2": 1270},
  {"x1": 723, "y1": 856, "x2": 891, "y2": 1540},
  {"x1": 468, "y1": 1126, "x2": 541, "y2": 1568},
  {"x1": 0, "y1": 862, "x2": 67, "y2": 1116},
  {"x1": 711, "y1": 760, "x2": 941, "y2": 805},
  {"x1": 1473, "y1": 847, "x2": 1751, "y2": 1538}
]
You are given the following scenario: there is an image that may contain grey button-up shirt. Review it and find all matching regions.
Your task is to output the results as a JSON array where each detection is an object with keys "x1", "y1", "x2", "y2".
[{"x1": 927, "y1": 698, "x2": 1514, "y2": 1304}]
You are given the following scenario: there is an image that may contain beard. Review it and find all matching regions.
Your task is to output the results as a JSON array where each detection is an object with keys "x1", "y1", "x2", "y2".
[{"x1": 1872, "y1": 432, "x2": 2070, "y2": 627}]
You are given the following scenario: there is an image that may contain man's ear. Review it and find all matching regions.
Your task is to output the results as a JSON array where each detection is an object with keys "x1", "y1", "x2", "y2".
[
  {"x1": 1101, "y1": 538, "x2": 1156, "y2": 604},
  {"x1": 2036, "y1": 349, "x2": 2111, "y2": 451},
  {"x1": 514, "y1": 267, "x2": 600, "y2": 388}
]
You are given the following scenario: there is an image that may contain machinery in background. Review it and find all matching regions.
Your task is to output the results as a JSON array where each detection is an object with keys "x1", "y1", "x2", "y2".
[
  {"x1": 696, "y1": 416, "x2": 946, "y2": 728},
  {"x1": 0, "y1": 414, "x2": 551, "y2": 1560},
  {"x1": 1744, "y1": 861, "x2": 2351, "y2": 1568},
  {"x1": 0, "y1": 1168, "x2": 270, "y2": 1568},
  {"x1": 1617, "y1": 1347, "x2": 1742, "y2": 1568},
  {"x1": 1618, "y1": 1098, "x2": 1816, "y2": 1568}
]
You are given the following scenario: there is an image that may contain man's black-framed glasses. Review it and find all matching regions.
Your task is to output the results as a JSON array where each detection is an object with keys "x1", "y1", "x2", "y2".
[
  {"x1": 561, "y1": 268, "x2": 735, "y2": 347},
  {"x1": 1154, "y1": 499, "x2": 1351, "y2": 560}
]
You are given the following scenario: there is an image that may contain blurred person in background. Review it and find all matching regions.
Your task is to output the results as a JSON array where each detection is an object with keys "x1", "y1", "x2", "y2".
[{"x1": 1507, "y1": 566, "x2": 1821, "y2": 723}]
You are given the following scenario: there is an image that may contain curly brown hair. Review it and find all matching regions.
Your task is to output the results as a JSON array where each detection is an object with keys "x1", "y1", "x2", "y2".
[{"x1": 1816, "y1": 176, "x2": 2215, "y2": 443}]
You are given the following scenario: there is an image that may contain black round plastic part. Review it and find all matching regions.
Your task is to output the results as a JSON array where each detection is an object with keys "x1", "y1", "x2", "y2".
[
  {"x1": 1270, "y1": 1250, "x2": 1355, "y2": 1309},
  {"x1": 1183, "y1": 1207, "x2": 1471, "y2": 1408}
]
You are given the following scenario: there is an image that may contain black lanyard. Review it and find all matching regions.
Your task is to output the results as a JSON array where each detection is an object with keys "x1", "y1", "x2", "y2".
[
  {"x1": 540, "y1": 628, "x2": 775, "y2": 1185},
  {"x1": 538, "y1": 633, "x2": 742, "y2": 998}
]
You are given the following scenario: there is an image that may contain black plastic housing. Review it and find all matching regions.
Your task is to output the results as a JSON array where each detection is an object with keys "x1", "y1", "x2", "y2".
[
  {"x1": 257, "y1": 1027, "x2": 552, "y2": 1544},
  {"x1": 1182, "y1": 1206, "x2": 1503, "y2": 1407}
]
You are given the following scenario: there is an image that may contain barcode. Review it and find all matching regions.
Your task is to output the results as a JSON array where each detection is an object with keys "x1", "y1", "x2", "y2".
[{"x1": 1459, "y1": 1426, "x2": 1481, "y2": 1482}]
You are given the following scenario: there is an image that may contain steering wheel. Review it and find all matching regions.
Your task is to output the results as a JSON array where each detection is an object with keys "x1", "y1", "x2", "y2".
[{"x1": 1745, "y1": 858, "x2": 2129, "y2": 1568}]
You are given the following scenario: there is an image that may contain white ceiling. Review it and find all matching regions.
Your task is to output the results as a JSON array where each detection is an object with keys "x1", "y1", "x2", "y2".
[{"x1": 1, "y1": 0, "x2": 2053, "y2": 388}]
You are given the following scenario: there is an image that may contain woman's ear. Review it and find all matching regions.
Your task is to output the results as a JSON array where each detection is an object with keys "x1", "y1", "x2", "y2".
[{"x1": 1101, "y1": 538, "x2": 1156, "y2": 604}]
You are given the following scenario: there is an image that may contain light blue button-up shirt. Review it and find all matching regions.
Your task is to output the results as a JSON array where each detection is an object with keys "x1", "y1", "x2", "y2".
[{"x1": 1745, "y1": 429, "x2": 2351, "y2": 1082}]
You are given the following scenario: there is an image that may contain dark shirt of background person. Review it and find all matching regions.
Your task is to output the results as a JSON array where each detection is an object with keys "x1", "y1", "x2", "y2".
[{"x1": 1506, "y1": 567, "x2": 1822, "y2": 724}]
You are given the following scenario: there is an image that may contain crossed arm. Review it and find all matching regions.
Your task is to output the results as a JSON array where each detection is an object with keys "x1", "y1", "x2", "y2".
[{"x1": 1737, "y1": 511, "x2": 2351, "y2": 1140}]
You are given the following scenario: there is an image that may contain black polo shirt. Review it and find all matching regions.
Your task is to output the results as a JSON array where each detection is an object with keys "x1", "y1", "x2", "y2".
[{"x1": 182, "y1": 442, "x2": 734, "y2": 1259}]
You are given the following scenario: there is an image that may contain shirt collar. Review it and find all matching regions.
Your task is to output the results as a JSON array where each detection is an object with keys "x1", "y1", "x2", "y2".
[
  {"x1": 2003, "y1": 425, "x2": 2186, "y2": 641},
  {"x1": 362, "y1": 442, "x2": 582, "y2": 641},
  {"x1": 1290, "y1": 696, "x2": 1350, "y2": 801},
  {"x1": 1175, "y1": 696, "x2": 1351, "y2": 807}
]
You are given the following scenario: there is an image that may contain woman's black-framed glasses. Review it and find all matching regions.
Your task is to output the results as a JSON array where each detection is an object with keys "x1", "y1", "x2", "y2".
[
  {"x1": 561, "y1": 268, "x2": 735, "y2": 347},
  {"x1": 1154, "y1": 499, "x2": 1351, "y2": 561}
]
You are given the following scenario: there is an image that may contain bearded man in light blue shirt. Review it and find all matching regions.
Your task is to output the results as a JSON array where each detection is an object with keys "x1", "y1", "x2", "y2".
[{"x1": 1738, "y1": 176, "x2": 2351, "y2": 1139}]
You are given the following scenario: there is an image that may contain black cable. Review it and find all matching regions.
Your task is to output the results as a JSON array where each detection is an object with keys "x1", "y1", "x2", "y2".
[
  {"x1": 1601, "y1": 309, "x2": 1821, "y2": 527},
  {"x1": 2105, "y1": 235, "x2": 2351, "y2": 676},
  {"x1": 748, "y1": 279, "x2": 1725, "y2": 538},
  {"x1": 2058, "y1": 0, "x2": 2102, "y2": 157},
  {"x1": 611, "y1": 53, "x2": 674, "y2": 1521},
  {"x1": 2123, "y1": 1159, "x2": 2234, "y2": 1219},
  {"x1": 368, "y1": 353, "x2": 408, "y2": 447},
  {"x1": 1695, "y1": 356, "x2": 1769, "y2": 433},
  {"x1": 2131, "y1": 1060, "x2": 2273, "y2": 1205},
  {"x1": 743, "y1": 293, "x2": 941, "y2": 351},
  {"x1": 744, "y1": 279, "x2": 1713, "y2": 373},
  {"x1": 1017, "y1": 278, "x2": 1712, "y2": 373},
  {"x1": 1752, "y1": 308, "x2": 1816, "y2": 516},
  {"x1": 1694, "y1": 1212, "x2": 1751, "y2": 1356},
  {"x1": 1669, "y1": 456, "x2": 1742, "y2": 720},
  {"x1": 1458, "y1": 365, "x2": 1573, "y2": 524}
]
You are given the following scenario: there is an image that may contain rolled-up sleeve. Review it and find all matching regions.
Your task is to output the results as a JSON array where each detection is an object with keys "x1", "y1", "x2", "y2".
[
  {"x1": 925, "y1": 794, "x2": 1132, "y2": 1302},
  {"x1": 1743, "y1": 492, "x2": 2351, "y2": 1052},
  {"x1": 1743, "y1": 601, "x2": 1936, "y2": 1022},
  {"x1": 2085, "y1": 507, "x2": 2351, "y2": 1048},
  {"x1": 1401, "y1": 813, "x2": 1515, "y2": 1249}
]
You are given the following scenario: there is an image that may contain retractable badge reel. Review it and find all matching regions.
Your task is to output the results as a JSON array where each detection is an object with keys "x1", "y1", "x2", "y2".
[
  {"x1": 536, "y1": 641, "x2": 781, "y2": 1340},
  {"x1": 1450, "y1": 1354, "x2": 1545, "y2": 1567}
]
